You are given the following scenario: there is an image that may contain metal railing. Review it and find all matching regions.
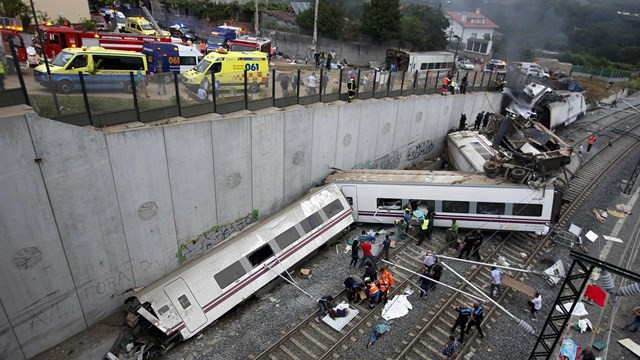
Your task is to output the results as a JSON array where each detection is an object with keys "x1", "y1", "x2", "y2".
[{"x1": 6, "y1": 60, "x2": 502, "y2": 127}]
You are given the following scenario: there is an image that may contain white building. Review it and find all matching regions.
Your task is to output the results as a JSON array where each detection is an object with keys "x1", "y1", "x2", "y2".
[{"x1": 445, "y1": 9, "x2": 499, "y2": 56}]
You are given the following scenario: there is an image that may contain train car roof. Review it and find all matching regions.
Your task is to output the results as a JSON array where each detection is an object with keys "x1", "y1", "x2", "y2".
[
  {"x1": 326, "y1": 169, "x2": 553, "y2": 188},
  {"x1": 134, "y1": 184, "x2": 346, "y2": 296}
]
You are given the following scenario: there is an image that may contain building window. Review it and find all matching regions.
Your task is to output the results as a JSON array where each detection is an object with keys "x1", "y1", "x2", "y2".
[
  {"x1": 442, "y1": 201, "x2": 470, "y2": 213},
  {"x1": 247, "y1": 244, "x2": 274, "y2": 267},
  {"x1": 466, "y1": 41, "x2": 474, "y2": 51},
  {"x1": 513, "y1": 203, "x2": 543, "y2": 217},
  {"x1": 177, "y1": 295, "x2": 191, "y2": 309},
  {"x1": 480, "y1": 43, "x2": 488, "y2": 54}
]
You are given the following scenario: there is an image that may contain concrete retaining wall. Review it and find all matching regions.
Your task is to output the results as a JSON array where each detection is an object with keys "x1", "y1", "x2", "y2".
[{"x1": 0, "y1": 92, "x2": 501, "y2": 359}]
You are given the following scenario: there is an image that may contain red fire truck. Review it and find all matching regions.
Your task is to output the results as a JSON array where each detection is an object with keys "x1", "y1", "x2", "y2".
[
  {"x1": 37, "y1": 24, "x2": 172, "y2": 59},
  {"x1": 0, "y1": 17, "x2": 28, "y2": 73},
  {"x1": 229, "y1": 35, "x2": 271, "y2": 55}
]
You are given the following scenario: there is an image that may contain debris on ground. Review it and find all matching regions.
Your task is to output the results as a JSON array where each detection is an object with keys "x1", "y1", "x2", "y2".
[
  {"x1": 616, "y1": 203, "x2": 632, "y2": 214},
  {"x1": 606, "y1": 209, "x2": 625, "y2": 218},
  {"x1": 592, "y1": 209, "x2": 606, "y2": 223}
]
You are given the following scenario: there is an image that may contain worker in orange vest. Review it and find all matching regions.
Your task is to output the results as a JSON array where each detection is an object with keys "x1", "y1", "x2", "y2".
[
  {"x1": 365, "y1": 278, "x2": 381, "y2": 309},
  {"x1": 378, "y1": 266, "x2": 395, "y2": 305},
  {"x1": 442, "y1": 74, "x2": 450, "y2": 96},
  {"x1": 587, "y1": 134, "x2": 597, "y2": 152}
]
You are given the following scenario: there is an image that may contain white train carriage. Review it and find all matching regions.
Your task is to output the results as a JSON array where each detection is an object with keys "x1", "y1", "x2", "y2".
[
  {"x1": 130, "y1": 184, "x2": 353, "y2": 342},
  {"x1": 447, "y1": 131, "x2": 497, "y2": 172},
  {"x1": 326, "y1": 169, "x2": 555, "y2": 233}
]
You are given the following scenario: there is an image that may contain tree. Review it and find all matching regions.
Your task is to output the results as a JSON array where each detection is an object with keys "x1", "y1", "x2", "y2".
[
  {"x1": 399, "y1": 4, "x2": 449, "y2": 51},
  {"x1": 361, "y1": 0, "x2": 401, "y2": 42},
  {"x1": 297, "y1": 2, "x2": 345, "y2": 39},
  {"x1": 0, "y1": 0, "x2": 31, "y2": 28}
]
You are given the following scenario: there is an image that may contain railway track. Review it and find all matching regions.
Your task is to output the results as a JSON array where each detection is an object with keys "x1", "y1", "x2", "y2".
[{"x1": 251, "y1": 104, "x2": 640, "y2": 360}]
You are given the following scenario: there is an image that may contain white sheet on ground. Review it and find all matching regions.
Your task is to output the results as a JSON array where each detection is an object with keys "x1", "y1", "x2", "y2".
[
  {"x1": 322, "y1": 302, "x2": 359, "y2": 332},
  {"x1": 555, "y1": 301, "x2": 588, "y2": 316},
  {"x1": 578, "y1": 318, "x2": 593, "y2": 333},
  {"x1": 382, "y1": 294, "x2": 413, "y2": 321}
]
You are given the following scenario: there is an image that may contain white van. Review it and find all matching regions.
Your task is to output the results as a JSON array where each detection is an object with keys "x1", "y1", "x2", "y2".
[{"x1": 515, "y1": 62, "x2": 545, "y2": 73}]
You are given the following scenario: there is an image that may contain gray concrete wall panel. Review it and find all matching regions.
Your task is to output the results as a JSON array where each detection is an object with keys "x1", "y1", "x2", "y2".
[
  {"x1": 252, "y1": 113, "x2": 285, "y2": 215},
  {"x1": 25, "y1": 115, "x2": 135, "y2": 326},
  {"x1": 355, "y1": 100, "x2": 381, "y2": 166},
  {"x1": 164, "y1": 122, "x2": 217, "y2": 243},
  {"x1": 0, "y1": 306, "x2": 24, "y2": 360},
  {"x1": 391, "y1": 97, "x2": 415, "y2": 152},
  {"x1": 310, "y1": 106, "x2": 339, "y2": 184},
  {"x1": 334, "y1": 103, "x2": 361, "y2": 169},
  {"x1": 106, "y1": 129, "x2": 179, "y2": 286},
  {"x1": 283, "y1": 109, "x2": 313, "y2": 204},
  {"x1": 373, "y1": 99, "x2": 399, "y2": 160}
]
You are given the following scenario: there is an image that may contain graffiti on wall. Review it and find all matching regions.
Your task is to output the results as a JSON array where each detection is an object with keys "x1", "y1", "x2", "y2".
[
  {"x1": 178, "y1": 209, "x2": 259, "y2": 265},
  {"x1": 354, "y1": 150, "x2": 402, "y2": 170},
  {"x1": 406, "y1": 140, "x2": 434, "y2": 161}
]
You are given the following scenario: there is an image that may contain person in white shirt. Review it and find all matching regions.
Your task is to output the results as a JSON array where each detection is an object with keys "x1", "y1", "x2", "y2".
[
  {"x1": 528, "y1": 292, "x2": 542, "y2": 320},
  {"x1": 307, "y1": 73, "x2": 317, "y2": 95},
  {"x1": 489, "y1": 266, "x2": 502, "y2": 297},
  {"x1": 423, "y1": 253, "x2": 436, "y2": 272}
]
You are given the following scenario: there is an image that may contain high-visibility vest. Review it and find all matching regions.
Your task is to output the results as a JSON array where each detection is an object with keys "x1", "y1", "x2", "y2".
[
  {"x1": 421, "y1": 218, "x2": 429, "y2": 230},
  {"x1": 347, "y1": 79, "x2": 356, "y2": 91},
  {"x1": 368, "y1": 283, "x2": 380, "y2": 296},
  {"x1": 381, "y1": 269, "x2": 395, "y2": 287},
  {"x1": 0, "y1": 62, "x2": 4, "y2": 75},
  {"x1": 377, "y1": 277, "x2": 389, "y2": 292}
]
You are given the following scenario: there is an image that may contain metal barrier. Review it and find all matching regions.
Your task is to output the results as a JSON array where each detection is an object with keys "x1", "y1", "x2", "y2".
[{"x1": 8, "y1": 63, "x2": 500, "y2": 126}]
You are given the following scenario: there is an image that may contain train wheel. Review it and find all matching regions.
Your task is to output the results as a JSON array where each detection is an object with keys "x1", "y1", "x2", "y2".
[
  {"x1": 483, "y1": 161, "x2": 499, "y2": 177},
  {"x1": 510, "y1": 168, "x2": 527, "y2": 181}
]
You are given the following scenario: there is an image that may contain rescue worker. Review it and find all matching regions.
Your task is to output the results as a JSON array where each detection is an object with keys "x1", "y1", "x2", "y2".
[
  {"x1": 587, "y1": 134, "x2": 597, "y2": 152},
  {"x1": 394, "y1": 219, "x2": 407, "y2": 241},
  {"x1": 314, "y1": 295, "x2": 334, "y2": 323},
  {"x1": 347, "y1": 74, "x2": 357, "y2": 102},
  {"x1": 441, "y1": 74, "x2": 450, "y2": 96},
  {"x1": 426, "y1": 210, "x2": 435, "y2": 241},
  {"x1": 430, "y1": 262, "x2": 443, "y2": 290},
  {"x1": 365, "y1": 278, "x2": 381, "y2": 309},
  {"x1": 465, "y1": 303, "x2": 485, "y2": 338},
  {"x1": 446, "y1": 219, "x2": 460, "y2": 250},
  {"x1": 458, "y1": 233, "x2": 476, "y2": 259},
  {"x1": 418, "y1": 269, "x2": 433, "y2": 298},
  {"x1": 451, "y1": 304, "x2": 472, "y2": 343},
  {"x1": 344, "y1": 275, "x2": 364, "y2": 303},
  {"x1": 495, "y1": 77, "x2": 506, "y2": 92},
  {"x1": 458, "y1": 113, "x2": 467, "y2": 131},
  {"x1": 482, "y1": 111, "x2": 491, "y2": 129},
  {"x1": 376, "y1": 272, "x2": 389, "y2": 304},
  {"x1": 363, "y1": 261, "x2": 377, "y2": 282},
  {"x1": 470, "y1": 230, "x2": 483, "y2": 261},
  {"x1": 474, "y1": 111, "x2": 484, "y2": 131},
  {"x1": 380, "y1": 266, "x2": 395, "y2": 290},
  {"x1": 460, "y1": 75, "x2": 468, "y2": 94},
  {"x1": 417, "y1": 215, "x2": 429, "y2": 245},
  {"x1": 423, "y1": 252, "x2": 436, "y2": 272},
  {"x1": 359, "y1": 238, "x2": 374, "y2": 268},
  {"x1": 378, "y1": 234, "x2": 392, "y2": 261},
  {"x1": 450, "y1": 78, "x2": 457, "y2": 94},
  {"x1": 0, "y1": 58, "x2": 4, "y2": 91}
]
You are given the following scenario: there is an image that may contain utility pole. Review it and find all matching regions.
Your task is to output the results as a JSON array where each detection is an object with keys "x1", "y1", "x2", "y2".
[
  {"x1": 311, "y1": 0, "x2": 319, "y2": 52},
  {"x1": 254, "y1": 0, "x2": 259, "y2": 36}
]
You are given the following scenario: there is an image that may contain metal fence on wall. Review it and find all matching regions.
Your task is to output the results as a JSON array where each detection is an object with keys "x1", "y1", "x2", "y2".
[{"x1": 4, "y1": 55, "x2": 502, "y2": 127}]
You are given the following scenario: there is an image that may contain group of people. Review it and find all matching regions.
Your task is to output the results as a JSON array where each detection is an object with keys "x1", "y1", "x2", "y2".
[
  {"x1": 419, "y1": 252, "x2": 444, "y2": 298},
  {"x1": 313, "y1": 50, "x2": 337, "y2": 70},
  {"x1": 459, "y1": 111, "x2": 492, "y2": 132},
  {"x1": 441, "y1": 74, "x2": 469, "y2": 96}
]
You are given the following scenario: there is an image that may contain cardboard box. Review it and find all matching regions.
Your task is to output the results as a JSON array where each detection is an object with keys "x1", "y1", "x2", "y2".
[{"x1": 299, "y1": 268, "x2": 312, "y2": 278}]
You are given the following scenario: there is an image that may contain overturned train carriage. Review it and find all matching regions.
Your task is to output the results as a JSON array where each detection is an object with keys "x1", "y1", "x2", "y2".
[
  {"x1": 127, "y1": 184, "x2": 353, "y2": 348},
  {"x1": 327, "y1": 169, "x2": 560, "y2": 233}
]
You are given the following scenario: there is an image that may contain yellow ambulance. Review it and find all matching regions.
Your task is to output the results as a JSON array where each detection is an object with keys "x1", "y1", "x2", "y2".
[
  {"x1": 181, "y1": 48, "x2": 268, "y2": 93},
  {"x1": 124, "y1": 17, "x2": 169, "y2": 36}
]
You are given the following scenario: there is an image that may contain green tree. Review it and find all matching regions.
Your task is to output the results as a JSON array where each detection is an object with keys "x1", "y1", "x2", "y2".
[
  {"x1": 361, "y1": 0, "x2": 401, "y2": 42},
  {"x1": 399, "y1": 4, "x2": 449, "y2": 51},
  {"x1": 297, "y1": 2, "x2": 346, "y2": 39},
  {"x1": 0, "y1": 0, "x2": 31, "y2": 28}
]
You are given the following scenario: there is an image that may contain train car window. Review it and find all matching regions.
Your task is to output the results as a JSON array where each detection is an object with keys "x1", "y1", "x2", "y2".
[
  {"x1": 477, "y1": 202, "x2": 505, "y2": 215},
  {"x1": 323, "y1": 199, "x2": 344, "y2": 218},
  {"x1": 300, "y1": 212, "x2": 324, "y2": 233},
  {"x1": 158, "y1": 305, "x2": 170, "y2": 316},
  {"x1": 345, "y1": 197, "x2": 353, "y2": 206},
  {"x1": 377, "y1": 198, "x2": 402, "y2": 210},
  {"x1": 513, "y1": 203, "x2": 543, "y2": 217},
  {"x1": 177, "y1": 295, "x2": 191, "y2": 309},
  {"x1": 442, "y1": 201, "x2": 470, "y2": 213},
  {"x1": 247, "y1": 244, "x2": 274, "y2": 267},
  {"x1": 275, "y1": 226, "x2": 300, "y2": 250},
  {"x1": 214, "y1": 261, "x2": 246, "y2": 289},
  {"x1": 409, "y1": 200, "x2": 435, "y2": 212}
]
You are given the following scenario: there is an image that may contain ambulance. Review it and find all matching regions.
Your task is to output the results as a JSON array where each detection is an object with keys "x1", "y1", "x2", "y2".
[
  {"x1": 33, "y1": 46, "x2": 147, "y2": 94},
  {"x1": 124, "y1": 17, "x2": 168, "y2": 37},
  {"x1": 181, "y1": 48, "x2": 268, "y2": 93},
  {"x1": 142, "y1": 42, "x2": 203, "y2": 80}
]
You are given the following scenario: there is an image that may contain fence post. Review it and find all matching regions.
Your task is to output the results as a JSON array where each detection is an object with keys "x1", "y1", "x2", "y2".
[
  {"x1": 435, "y1": 71, "x2": 440, "y2": 93},
  {"x1": 272, "y1": 68, "x2": 276, "y2": 106},
  {"x1": 480, "y1": 71, "x2": 485, "y2": 90},
  {"x1": 372, "y1": 70, "x2": 377, "y2": 98},
  {"x1": 472, "y1": 72, "x2": 478, "y2": 91},
  {"x1": 173, "y1": 72, "x2": 181, "y2": 117},
  {"x1": 130, "y1": 72, "x2": 141, "y2": 122},
  {"x1": 413, "y1": 70, "x2": 418, "y2": 94},
  {"x1": 400, "y1": 71, "x2": 405, "y2": 95},
  {"x1": 356, "y1": 69, "x2": 361, "y2": 99},
  {"x1": 386, "y1": 71, "x2": 392, "y2": 97},
  {"x1": 319, "y1": 68, "x2": 324, "y2": 102},
  {"x1": 244, "y1": 69, "x2": 248, "y2": 110},
  {"x1": 8, "y1": 39, "x2": 30, "y2": 106},
  {"x1": 212, "y1": 72, "x2": 217, "y2": 114},
  {"x1": 487, "y1": 72, "x2": 493, "y2": 91},
  {"x1": 296, "y1": 69, "x2": 301, "y2": 104},
  {"x1": 424, "y1": 71, "x2": 429, "y2": 92},
  {"x1": 78, "y1": 72, "x2": 93, "y2": 126},
  {"x1": 338, "y1": 68, "x2": 343, "y2": 100}
]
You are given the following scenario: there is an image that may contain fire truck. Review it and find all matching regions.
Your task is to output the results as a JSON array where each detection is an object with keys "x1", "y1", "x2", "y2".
[
  {"x1": 37, "y1": 24, "x2": 171, "y2": 60},
  {"x1": 0, "y1": 17, "x2": 28, "y2": 73},
  {"x1": 229, "y1": 35, "x2": 271, "y2": 55}
]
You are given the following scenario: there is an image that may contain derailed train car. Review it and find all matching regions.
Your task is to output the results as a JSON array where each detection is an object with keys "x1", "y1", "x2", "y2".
[{"x1": 125, "y1": 184, "x2": 353, "y2": 353}]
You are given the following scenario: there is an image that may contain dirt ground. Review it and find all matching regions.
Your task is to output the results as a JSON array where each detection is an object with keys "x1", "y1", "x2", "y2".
[{"x1": 563, "y1": 76, "x2": 625, "y2": 105}]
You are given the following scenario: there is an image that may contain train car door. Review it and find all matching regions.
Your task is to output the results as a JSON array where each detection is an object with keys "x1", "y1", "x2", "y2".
[
  {"x1": 340, "y1": 185, "x2": 358, "y2": 220},
  {"x1": 163, "y1": 278, "x2": 208, "y2": 333}
]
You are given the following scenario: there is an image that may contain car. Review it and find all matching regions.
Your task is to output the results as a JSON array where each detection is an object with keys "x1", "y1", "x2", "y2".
[
  {"x1": 90, "y1": 13, "x2": 108, "y2": 31},
  {"x1": 457, "y1": 60, "x2": 474, "y2": 70},
  {"x1": 525, "y1": 68, "x2": 549, "y2": 80},
  {"x1": 169, "y1": 25, "x2": 197, "y2": 42}
]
